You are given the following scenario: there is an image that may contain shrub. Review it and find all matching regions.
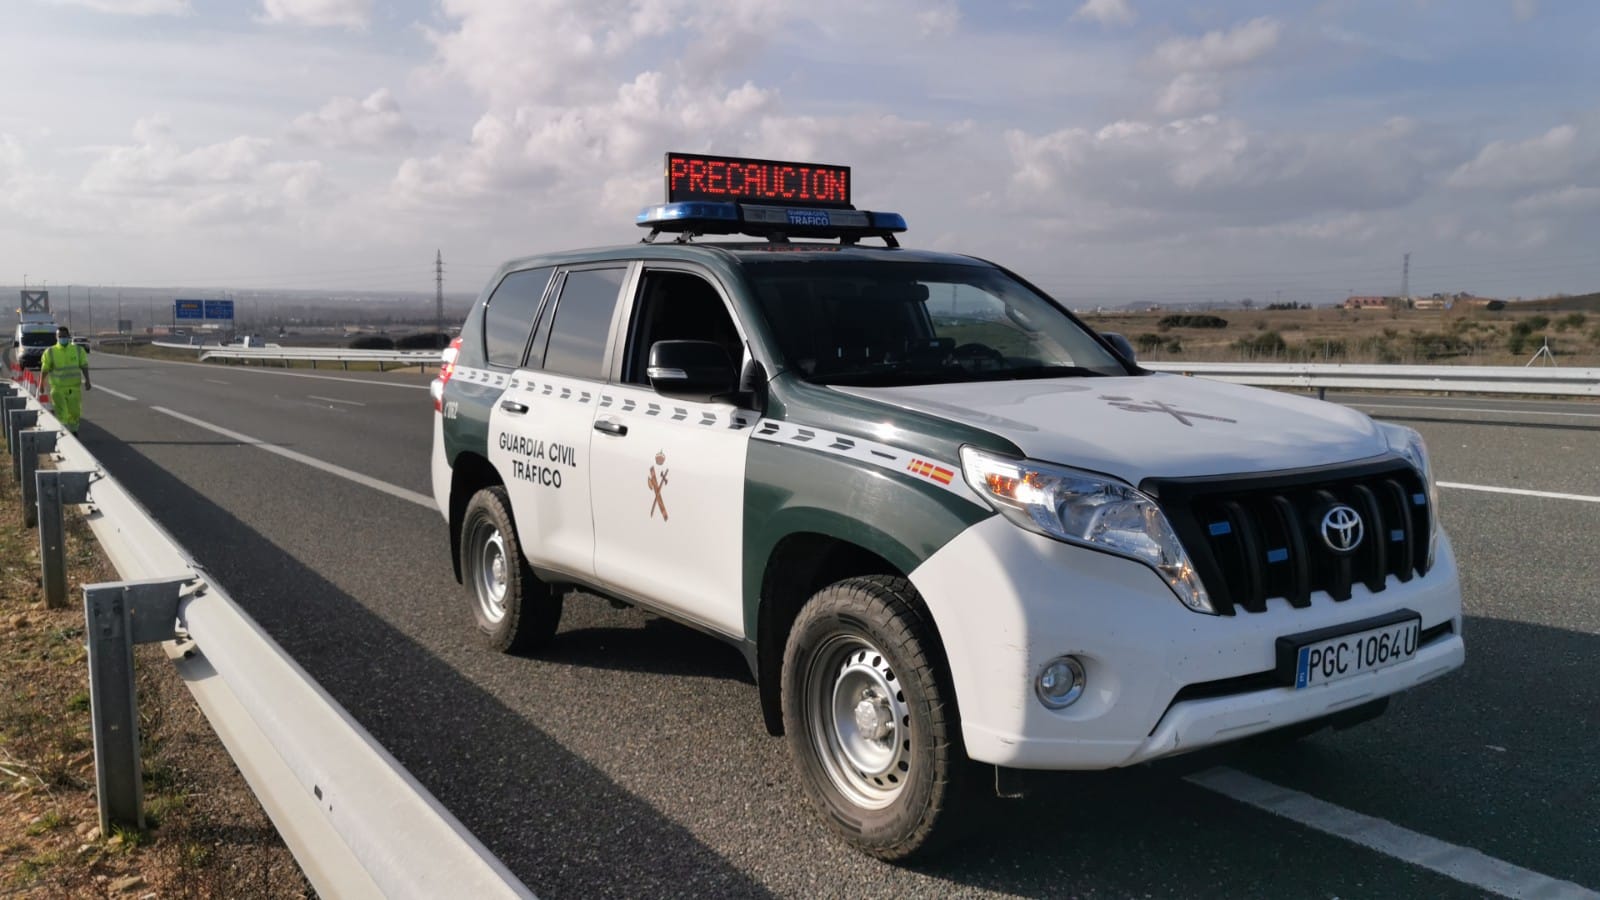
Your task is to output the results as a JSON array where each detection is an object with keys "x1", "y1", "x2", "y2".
[
  {"x1": 349, "y1": 335, "x2": 395, "y2": 350},
  {"x1": 1525, "y1": 314, "x2": 1550, "y2": 331},
  {"x1": 1135, "y1": 333, "x2": 1166, "y2": 352},
  {"x1": 1233, "y1": 331, "x2": 1286, "y2": 356},
  {"x1": 1555, "y1": 312, "x2": 1586, "y2": 332},
  {"x1": 395, "y1": 331, "x2": 450, "y2": 350},
  {"x1": 1158, "y1": 314, "x2": 1228, "y2": 329}
]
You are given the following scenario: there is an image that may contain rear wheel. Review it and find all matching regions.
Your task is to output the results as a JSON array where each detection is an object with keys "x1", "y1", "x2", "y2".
[
  {"x1": 781, "y1": 575, "x2": 969, "y2": 860},
  {"x1": 460, "y1": 486, "x2": 561, "y2": 653}
]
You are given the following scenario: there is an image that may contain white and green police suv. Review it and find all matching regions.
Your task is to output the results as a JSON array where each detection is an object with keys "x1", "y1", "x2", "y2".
[{"x1": 430, "y1": 152, "x2": 1465, "y2": 859}]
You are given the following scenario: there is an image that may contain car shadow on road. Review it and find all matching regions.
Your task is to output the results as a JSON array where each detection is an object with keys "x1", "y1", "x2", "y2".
[
  {"x1": 75, "y1": 420, "x2": 779, "y2": 899},
  {"x1": 533, "y1": 597, "x2": 755, "y2": 684}
]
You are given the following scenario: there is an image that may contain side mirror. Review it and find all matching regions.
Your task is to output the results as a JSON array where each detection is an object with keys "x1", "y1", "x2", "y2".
[
  {"x1": 648, "y1": 340, "x2": 738, "y2": 400},
  {"x1": 1103, "y1": 332, "x2": 1136, "y2": 364}
]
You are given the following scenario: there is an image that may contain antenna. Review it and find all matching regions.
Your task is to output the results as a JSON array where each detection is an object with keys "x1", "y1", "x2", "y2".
[{"x1": 1400, "y1": 251, "x2": 1410, "y2": 300}]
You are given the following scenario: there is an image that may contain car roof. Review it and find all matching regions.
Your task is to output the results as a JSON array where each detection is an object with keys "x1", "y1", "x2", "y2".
[{"x1": 490, "y1": 241, "x2": 998, "y2": 276}]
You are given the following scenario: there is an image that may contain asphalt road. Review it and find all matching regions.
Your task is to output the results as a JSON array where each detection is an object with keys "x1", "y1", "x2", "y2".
[{"x1": 69, "y1": 355, "x2": 1600, "y2": 898}]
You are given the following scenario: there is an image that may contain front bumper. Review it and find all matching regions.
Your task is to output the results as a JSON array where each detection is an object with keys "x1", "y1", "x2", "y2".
[{"x1": 909, "y1": 515, "x2": 1464, "y2": 770}]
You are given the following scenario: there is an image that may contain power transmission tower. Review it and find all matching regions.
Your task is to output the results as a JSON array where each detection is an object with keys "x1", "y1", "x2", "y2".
[
  {"x1": 1400, "y1": 251, "x2": 1410, "y2": 300},
  {"x1": 434, "y1": 250, "x2": 445, "y2": 344}
]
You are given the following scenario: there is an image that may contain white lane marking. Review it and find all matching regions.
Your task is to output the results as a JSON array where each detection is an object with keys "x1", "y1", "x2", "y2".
[
  {"x1": 117, "y1": 354, "x2": 429, "y2": 390},
  {"x1": 96, "y1": 386, "x2": 139, "y2": 402},
  {"x1": 204, "y1": 378, "x2": 231, "y2": 385},
  {"x1": 1440, "y1": 482, "x2": 1600, "y2": 504},
  {"x1": 149, "y1": 406, "x2": 435, "y2": 510},
  {"x1": 1357, "y1": 403, "x2": 1600, "y2": 420},
  {"x1": 308, "y1": 395, "x2": 366, "y2": 407},
  {"x1": 1187, "y1": 767, "x2": 1599, "y2": 899}
]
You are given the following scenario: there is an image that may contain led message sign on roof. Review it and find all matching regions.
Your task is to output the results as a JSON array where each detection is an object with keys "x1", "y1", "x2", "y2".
[{"x1": 665, "y1": 152, "x2": 851, "y2": 208}]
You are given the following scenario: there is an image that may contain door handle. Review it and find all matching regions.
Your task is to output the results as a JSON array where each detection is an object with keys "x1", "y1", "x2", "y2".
[
  {"x1": 499, "y1": 399, "x2": 529, "y2": 414},
  {"x1": 593, "y1": 419, "x2": 628, "y2": 437}
]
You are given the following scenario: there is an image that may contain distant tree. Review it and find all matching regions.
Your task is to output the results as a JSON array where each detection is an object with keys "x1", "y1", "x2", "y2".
[{"x1": 349, "y1": 336, "x2": 395, "y2": 350}]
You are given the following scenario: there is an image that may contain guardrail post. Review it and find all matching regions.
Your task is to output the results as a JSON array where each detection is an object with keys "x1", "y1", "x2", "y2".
[
  {"x1": 3, "y1": 394, "x2": 26, "y2": 455},
  {"x1": 20, "y1": 428, "x2": 58, "y2": 528},
  {"x1": 84, "y1": 578, "x2": 184, "y2": 835},
  {"x1": 10, "y1": 408, "x2": 39, "y2": 482},
  {"x1": 36, "y1": 469, "x2": 91, "y2": 609}
]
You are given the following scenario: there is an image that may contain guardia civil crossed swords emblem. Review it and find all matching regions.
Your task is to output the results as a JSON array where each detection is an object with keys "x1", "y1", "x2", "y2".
[{"x1": 648, "y1": 451, "x2": 669, "y2": 521}]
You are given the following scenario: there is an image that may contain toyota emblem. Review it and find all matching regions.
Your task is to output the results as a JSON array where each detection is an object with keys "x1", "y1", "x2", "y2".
[{"x1": 1320, "y1": 505, "x2": 1364, "y2": 554}]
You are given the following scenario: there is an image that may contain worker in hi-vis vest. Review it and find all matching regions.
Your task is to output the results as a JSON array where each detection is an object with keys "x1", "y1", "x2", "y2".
[{"x1": 39, "y1": 326, "x2": 91, "y2": 433}]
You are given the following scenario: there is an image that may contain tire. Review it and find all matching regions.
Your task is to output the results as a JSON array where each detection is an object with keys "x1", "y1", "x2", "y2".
[
  {"x1": 781, "y1": 575, "x2": 969, "y2": 860},
  {"x1": 459, "y1": 486, "x2": 561, "y2": 653}
]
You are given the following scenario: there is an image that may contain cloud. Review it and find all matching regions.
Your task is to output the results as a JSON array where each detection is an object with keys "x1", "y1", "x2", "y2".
[
  {"x1": 75, "y1": 118, "x2": 328, "y2": 228},
  {"x1": 257, "y1": 0, "x2": 370, "y2": 28},
  {"x1": 1005, "y1": 114, "x2": 1436, "y2": 233},
  {"x1": 1072, "y1": 0, "x2": 1135, "y2": 27},
  {"x1": 1446, "y1": 125, "x2": 1585, "y2": 191},
  {"x1": 1512, "y1": 185, "x2": 1600, "y2": 216},
  {"x1": 1151, "y1": 17, "x2": 1281, "y2": 72},
  {"x1": 393, "y1": 72, "x2": 776, "y2": 207},
  {"x1": 1512, "y1": 0, "x2": 1538, "y2": 22},
  {"x1": 43, "y1": 0, "x2": 189, "y2": 14},
  {"x1": 1155, "y1": 72, "x2": 1222, "y2": 116},
  {"x1": 289, "y1": 89, "x2": 416, "y2": 151}
]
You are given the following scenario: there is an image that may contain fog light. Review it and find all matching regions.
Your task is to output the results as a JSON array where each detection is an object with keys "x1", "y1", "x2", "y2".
[{"x1": 1036, "y1": 656, "x2": 1086, "y2": 709}]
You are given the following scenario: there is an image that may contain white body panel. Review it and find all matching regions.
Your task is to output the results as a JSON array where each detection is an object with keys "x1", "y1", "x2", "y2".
[
  {"x1": 487, "y1": 371, "x2": 598, "y2": 579},
  {"x1": 909, "y1": 514, "x2": 1465, "y2": 769},
  {"x1": 431, "y1": 404, "x2": 450, "y2": 519},
  {"x1": 589, "y1": 384, "x2": 754, "y2": 637},
  {"x1": 840, "y1": 374, "x2": 1387, "y2": 482}
]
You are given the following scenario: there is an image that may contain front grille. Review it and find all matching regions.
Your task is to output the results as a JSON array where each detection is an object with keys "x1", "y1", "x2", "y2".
[{"x1": 1144, "y1": 458, "x2": 1431, "y2": 616}]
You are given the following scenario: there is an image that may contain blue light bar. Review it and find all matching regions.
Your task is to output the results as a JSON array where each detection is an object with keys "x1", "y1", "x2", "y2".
[
  {"x1": 637, "y1": 200, "x2": 907, "y2": 245},
  {"x1": 636, "y1": 201, "x2": 740, "y2": 225}
]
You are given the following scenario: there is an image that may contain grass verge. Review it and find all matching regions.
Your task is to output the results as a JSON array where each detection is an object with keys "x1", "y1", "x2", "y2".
[{"x1": 0, "y1": 449, "x2": 311, "y2": 897}]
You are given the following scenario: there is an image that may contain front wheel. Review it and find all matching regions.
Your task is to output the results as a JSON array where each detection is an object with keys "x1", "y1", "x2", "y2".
[
  {"x1": 460, "y1": 486, "x2": 561, "y2": 653},
  {"x1": 781, "y1": 575, "x2": 969, "y2": 860}
]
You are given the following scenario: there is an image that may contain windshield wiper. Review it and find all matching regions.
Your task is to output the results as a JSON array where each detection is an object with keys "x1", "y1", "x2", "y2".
[{"x1": 964, "y1": 365, "x2": 1110, "y2": 382}]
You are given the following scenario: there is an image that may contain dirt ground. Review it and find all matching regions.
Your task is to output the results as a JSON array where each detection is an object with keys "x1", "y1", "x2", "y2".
[
  {"x1": 0, "y1": 453, "x2": 312, "y2": 897},
  {"x1": 1079, "y1": 304, "x2": 1600, "y2": 367}
]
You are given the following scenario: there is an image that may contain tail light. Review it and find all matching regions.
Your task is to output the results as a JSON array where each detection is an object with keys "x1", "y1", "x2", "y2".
[{"x1": 433, "y1": 336, "x2": 462, "y2": 413}]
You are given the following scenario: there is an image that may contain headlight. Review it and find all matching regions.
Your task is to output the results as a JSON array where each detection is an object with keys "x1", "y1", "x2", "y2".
[
  {"x1": 959, "y1": 447, "x2": 1214, "y2": 614},
  {"x1": 1379, "y1": 422, "x2": 1440, "y2": 568}
]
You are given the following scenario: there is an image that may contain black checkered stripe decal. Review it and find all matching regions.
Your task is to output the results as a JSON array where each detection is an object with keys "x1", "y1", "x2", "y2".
[
  {"x1": 462, "y1": 366, "x2": 757, "y2": 430},
  {"x1": 750, "y1": 420, "x2": 981, "y2": 505},
  {"x1": 462, "y1": 365, "x2": 978, "y2": 502}
]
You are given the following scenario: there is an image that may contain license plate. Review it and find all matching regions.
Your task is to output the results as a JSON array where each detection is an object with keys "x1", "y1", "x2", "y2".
[{"x1": 1279, "y1": 612, "x2": 1421, "y2": 689}]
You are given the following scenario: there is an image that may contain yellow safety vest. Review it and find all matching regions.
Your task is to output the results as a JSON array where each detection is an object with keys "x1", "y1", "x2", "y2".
[{"x1": 41, "y1": 343, "x2": 88, "y2": 386}]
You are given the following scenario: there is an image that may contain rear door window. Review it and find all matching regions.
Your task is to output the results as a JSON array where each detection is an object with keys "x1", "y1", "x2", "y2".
[
  {"x1": 482, "y1": 267, "x2": 554, "y2": 368},
  {"x1": 541, "y1": 267, "x2": 627, "y2": 381}
]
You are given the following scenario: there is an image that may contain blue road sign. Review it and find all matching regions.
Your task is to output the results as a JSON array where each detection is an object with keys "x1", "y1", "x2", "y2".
[
  {"x1": 175, "y1": 299, "x2": 204, "y2": 320},
  {"x1": 203, "y1": 299, "x2": 234, "y2": 320}
]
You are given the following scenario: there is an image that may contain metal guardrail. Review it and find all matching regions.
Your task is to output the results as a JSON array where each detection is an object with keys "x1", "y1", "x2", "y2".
[
  {"x1": 1, "y1": 379, "x2": 533, "y2": 899},
  {"x1": 1141, "y1": 361, "x2": 1600, "y2": 397},
  {"x1": 150, "y1": 341, "x2": 442, "y2": 368},
  {"x1": 141, "y1": 344, "x2": 1600, "y2": 397}
]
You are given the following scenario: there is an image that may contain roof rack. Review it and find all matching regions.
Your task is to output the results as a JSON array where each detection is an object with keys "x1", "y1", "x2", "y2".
[{"x1": 637, "y1": 201, "x2": 906, "y2": 247}]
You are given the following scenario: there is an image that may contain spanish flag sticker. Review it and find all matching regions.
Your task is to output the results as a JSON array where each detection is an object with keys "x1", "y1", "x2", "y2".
[{"x1": 907, "y1": 458, "x2": 955, "y2": 486}]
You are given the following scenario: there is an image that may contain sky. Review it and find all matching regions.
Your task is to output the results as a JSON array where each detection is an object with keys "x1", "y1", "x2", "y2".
[{"x1": 1, "y1": 0, "x2": 1598, "y2": 307}]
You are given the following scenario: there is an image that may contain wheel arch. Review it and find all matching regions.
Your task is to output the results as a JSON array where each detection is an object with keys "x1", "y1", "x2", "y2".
[
  {"x1": 752, "y1": 517, "x2": 937, "y2": 737},
  {"x1": 449, "y1": 451, "x2": 503, "y2": 583}
]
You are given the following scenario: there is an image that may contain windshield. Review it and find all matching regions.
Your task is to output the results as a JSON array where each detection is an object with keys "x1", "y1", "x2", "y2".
[
  {"x1": 747, "y1": 260, "x2": 1127, "y2": 386},
  {"x1": 20, "y1": 332, "x2": 55, "y2": 348}
]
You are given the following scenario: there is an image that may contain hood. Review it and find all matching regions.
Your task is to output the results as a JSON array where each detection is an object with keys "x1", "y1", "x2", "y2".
[{"x1": 834, "y1": 373, "x2": 1388, "y2": 484}]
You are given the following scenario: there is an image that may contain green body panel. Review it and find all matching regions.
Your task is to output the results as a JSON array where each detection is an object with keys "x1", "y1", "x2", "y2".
[
  {"x1": 738, "y1": 372, "x2": 1021, "y2": 640},
  {"x1": 442, "y1": 298, "x2": 500, "y2": 467}
]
